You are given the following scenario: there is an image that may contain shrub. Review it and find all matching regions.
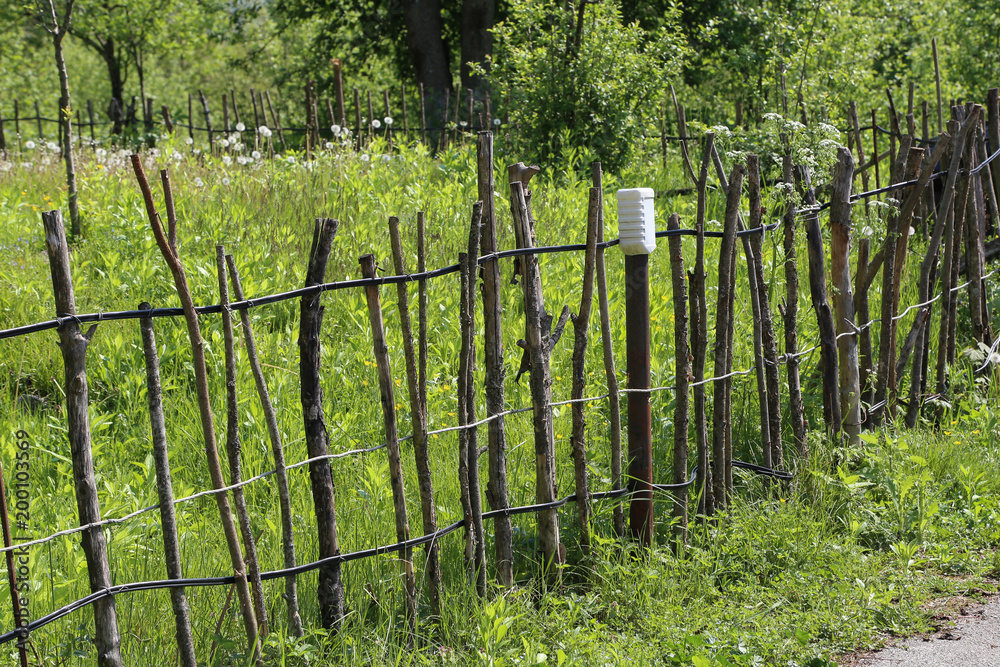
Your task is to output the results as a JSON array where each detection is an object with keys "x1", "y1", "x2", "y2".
[{"x1": 487, "y1": 0, "x2": 687, "y2": 173}]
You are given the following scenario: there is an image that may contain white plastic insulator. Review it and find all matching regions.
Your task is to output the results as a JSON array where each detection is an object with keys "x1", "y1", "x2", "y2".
[{"x1": 616, "y1": 187, "x2": 656, "y2": 255}]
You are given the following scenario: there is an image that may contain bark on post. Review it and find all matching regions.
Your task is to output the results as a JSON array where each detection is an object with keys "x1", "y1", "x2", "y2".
[
  {"x1": 591, "y1": 162, "x2": 624, "y2": 537},
  {"x1": 419, "y1": 83, "x2": 428, "y2": 146},
  {"x1": 0, "y1": 453, "x2": 28, "y2": 667},
  {"x1": 383, "y1": 89, "x2": 393, "y2": 151},
  {"x1": 669, "y1": 84, "x2": 697, "y2": 186},
  {"x1": 388, "y1": 217, "x2": 442, "y2": 617},
  {"x1": 354, "y1": 88, "x2": 362, "y2": 151},
  {"x1": 667, "y1": 213, "x2": 689, "y2": 542},
  {"x1": 853, "y1": 239, "x2": 873, "y2": 414},
  {"x1": 226, "y1": 257, "x2": 303, "y2": 638},
  {"x1": 216, "y1": 247, "x2": 269, "y2": 637},
  {"x1": 746, "y1": 155, "x2": 782, "y2": 466},
  {"x1": 711, "y1": 165, "x2": 744, "y2": 509},
  {"x1": 570, "y1": 188, "x2": 600, "y2": 555},
  {"x1": 299, "y1": 218, "x2": 345, "y2": 630},
  {"x1": 42, "y1": 209, "x2": 123, "y2": 667},
  {"x1": 829, "y1": 147, "x2": 862, "y2": 445},
  {"x1": 458, "y1": 205, "x2": 487, "y2": 595},
  {"x1": 477, "y1": 133, "x2": 513, "y2": 586},
  {"x1": 264, "y1": 92, "x2": 286, "y2": 151},
  {"x1": 988, "y1": 89, "x2": 1000, "y2": 233},
  {"x1": 510, "y1": 179, "x2": 564, "y2": 574},
  {"x1": 456, "y1": 251, "x2": 477, "y2": 584},
  {"x1": 138, "y1": 303, "x2": 198, "y2": 667},
  {"x1": 129, "y1": 159, "x2": 261, "y2": 664},
  {"x1": 798, "y1": 166, "x2": 841, "y2": 434},
  {"x1": 692, "y1": 139, "x2": 713, "y2": 514},
  {"x1": 359, "y1": 253, "x2": 418, "y2": 638},
  {"x1": 780, "y1": 155, "x2": 807, "y2": 453}
]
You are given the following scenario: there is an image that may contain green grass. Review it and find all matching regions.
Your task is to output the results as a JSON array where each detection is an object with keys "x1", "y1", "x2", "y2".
[{"x1": 0, "y1": 134, "x2": 999, "y2": 666}]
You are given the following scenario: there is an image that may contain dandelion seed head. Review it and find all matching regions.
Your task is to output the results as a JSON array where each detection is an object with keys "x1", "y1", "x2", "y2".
[
  {"x1": 24, "y1": 141, "x2": 35, "y2": 150},
  {"x1": 258, "y1": 126, "x2": 272, "y2": 138},
  {"x1": 384, "y1": 116, "x2": 393, "y2": 126},
  {"x1": 371, "y1": 119, "x2": 382, "y2": 129},
  {"x1": 235, "y1": 122, "x2": 246, "y2": 132},
  {"x1": 251, "y1": 150, "x2": 261, "y2": 160}
]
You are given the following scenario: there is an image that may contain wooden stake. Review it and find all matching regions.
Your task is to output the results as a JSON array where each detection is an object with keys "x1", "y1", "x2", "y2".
[
  {"x1": 388, "y1": 217, "x2": 442, "y2": 617},
  {"x1": 799, "y1": 166, "x2": 841, "y2": 434},
  {"x1": 42, "y1": 210, "x2": 122, "y2": 667},
  {"x1": 216, "y1": 247, "x2": 269, "y2": 637},
  {"x1": 459, "y1": 204, "x2": 487, "y2": 594},
  {"x1": 299, "y1": 218, "x2": 345, "y2": 630},
  {"x1": 853, "y1": 239, "x2": 873, "y2": 414},
  {"x1": 477, "y1": 133, "x2": 513, "y2": 585},
  {"x1": 570, "y1": 188, "x2": 600, "y2": 554},
  {"x1": 138, "y1": 303, "x2": 198, "y2": 667},
  {"x1": 0, "y1": 451, "x2": 29, "y2": 667},
  {"x1": 510, "y1": 179, "x2": 564, "y2": 574},
  {"x1": 419, "y1": 83, "x2": 427, "y2": 145},
  {"x1": 667, "y1": 213, "x2": 689, "y2": 540},
  {"x1": 692, "y1": 138, "x2": 713, "y2": 513},
  {"x1": 198, "y1": 90, "x2": 212, "y2": 146},
  {"x1": 359, "y1": 253, "x2": 418, "y2": 639},
  {"x1": 780, "y1": 154, "x2": 807, "y2": 452},
  {"x1": 226, "y1": 257, "x2": 303, "y2": 637},
  {"x1": 933, "y1": 38, "x2": 943, "y2": 135},
  {"x1": 591, "y1": 162, "x2": 624, "y2": 536},
  {"x1": 332, "y1": 59, "x2": 346, "y2": 125},
  {"x1": 712, "y1": 165, "x2": 744, "y2": 508}
]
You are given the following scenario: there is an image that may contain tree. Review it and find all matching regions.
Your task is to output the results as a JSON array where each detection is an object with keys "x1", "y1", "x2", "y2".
[{"x1": 36, "y1": 0, "x2": 81, "y2": 236}]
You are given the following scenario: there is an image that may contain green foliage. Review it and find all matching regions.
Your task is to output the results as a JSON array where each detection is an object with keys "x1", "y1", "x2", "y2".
[{"x1": 487, "y1": 0, "x2": 686, "y2": 172}]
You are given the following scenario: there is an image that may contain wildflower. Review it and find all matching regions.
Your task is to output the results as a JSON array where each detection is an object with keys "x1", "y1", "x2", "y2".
[
  {"x1": 24, "y1": 141, "x2": 35, "y2": 150},
  {"x1": 384, "y1": 116, "x2": 393, "y2": 126},
  {"x1": 331, "y1": 124, "x2": 342, "y2": 135},
  {"x1": 233, "y1": 143, "x2": 244, "y2": 152},
  {"x1": 909, "y1": 227, "x2": 916, "y2": 236},
  {"x1": 222, "y1": 156, "x2": 232, "y2": 165},
  {"x1": 220, "y1": 138, "x2": 230, "y2": 148},
  {"x1": 258, "y1": 126, "x2": 272, "y2": 138},
  {"x1": 46, "y1": 142, "x2": 59, "y2": 152},
  {"x1": 235, "y1": 122, "x2": 246, "y2": 132},
  {"x1": 287, "y1": 155, "x2": 296, "y2": 164},
  {"x1": 381, "y1": 154, "x2": 390, "y2": 163},
  {"x1": 361, "y1": 154, "x2": 370, "y2": 162},
  {"x1": 371, "y1": 119, "x2": 382, "y2": 129},
  {"x1": 193, "y1": 177, "x2": 205, "y2": 187},
  {"x1": 222, "y1": 177, "x2": 231, "y2": 186},
  {"x1": 325, "y1": 141, "x2": 334, "y2": 150},
  {"x1": 237, "y1": 156, "x2": 247, "y2": 165},
  {"x1": 460, "y1": 121, "x2": 468, "y2": 127},
  {"x1": 251, "y1": 150, "x2": 261, "y2": 160},
  {"x1": 185, "y1": 137, "x2": 194, "y2": 145},
  {"x1": 493, "y1": 118, "x2": 501, "y2": 126},
  {"x1": 193, "y1": 148, "x2": 201, "y2": 155}
]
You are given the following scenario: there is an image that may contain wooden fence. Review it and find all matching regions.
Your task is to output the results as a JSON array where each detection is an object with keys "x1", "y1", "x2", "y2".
[{"x1": 1, "y1": 81, "x2": 999, "y2": 665}]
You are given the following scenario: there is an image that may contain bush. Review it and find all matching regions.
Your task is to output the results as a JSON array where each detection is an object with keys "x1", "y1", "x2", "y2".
[{"x1": 488, "y1": 0, "x2": 687, "y2": 173}]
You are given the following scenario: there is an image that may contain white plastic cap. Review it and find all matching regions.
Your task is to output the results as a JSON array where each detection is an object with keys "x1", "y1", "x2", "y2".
[{"x1": 616, "y1": 188, "x2": 656, "y2": 255}]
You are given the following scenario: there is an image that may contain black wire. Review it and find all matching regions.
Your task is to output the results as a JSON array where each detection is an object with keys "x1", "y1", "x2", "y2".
[
  {"x1": 0, "y1": 460, "x2": 788, "y2": 645},
  {"x1": 0, "y1": 223, "x2": 778, "y2": 341}
]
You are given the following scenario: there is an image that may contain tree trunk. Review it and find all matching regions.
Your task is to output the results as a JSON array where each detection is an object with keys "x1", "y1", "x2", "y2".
[
  {"x1": 461, "y1": 0, "x2": 494, "y2": 92},
  {"x1": 51, "y1": 26, "x2": 80, "y2": 238},
  {"x1": 402, "y1": 0, "x2": 452, "y2": 129}
]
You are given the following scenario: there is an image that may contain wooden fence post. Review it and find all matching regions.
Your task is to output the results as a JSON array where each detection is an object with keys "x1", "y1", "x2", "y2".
[
  {"x1": 226, "y1": 257, "x2": 304, "y2": 638},
  {"x1": 42, "y1": 209, "x2": 123, "y2": 667},
  {"x1": 829, "y1": 147, "x2": 862, "y2": 445},
  {"x1": 780, "y1": 154, "x2": 807, "y2": 452},
  {"x1": 299, "y1": 218, "x2": 346, "y2": 630},
  {"x1": 509, "y1": 173, "x2": 565, "y2": 575},
  {"x1": 0, "y1": 452, "x2": 29, "y2": 667},
  {"x1": 691, "y1": 138, "x2": 713, "y2": 514},
  {"x1": 798, "y1": 166, "x2": 841, "y2": 434},
  {"x1": 138, "y1": 303, "x2": 198, "y2": 667},
  {"x1": 216, "y1": 247, "x2": 269, "y2": 637},
  {"x1": 667, "y1": 213, "x2": 689, "y2": 542},
  {"x1": 332, "y1": 59, "x2": 346, "y2": 126},
  {"x1": 477, "y1": 133, "x2": 514, "y2": 586},
  {"x1": 570, "y1": 188, "x2": 600, "y2": 554},
  {"x1": 591, "y1": 162, "x2": 625, "y2": 536},
  {"x1": 388, "y1": 217, "x2": 442, "y2": 616},
  {"x1": 359, "y1": 253, "x2": 418, "y2": 640},
  {"x1": 712, "y1": 165, "x2": 744, "y2": 508}
]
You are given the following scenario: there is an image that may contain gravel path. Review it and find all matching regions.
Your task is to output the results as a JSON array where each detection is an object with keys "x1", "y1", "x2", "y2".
[{"x1": 850, "y1": 597, "x2": 1000, "y2": 666}]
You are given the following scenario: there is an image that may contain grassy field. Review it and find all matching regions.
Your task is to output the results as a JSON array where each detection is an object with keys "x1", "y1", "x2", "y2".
[{"x1": 1, "y1": 134, "x2": 999, "y2": 666}]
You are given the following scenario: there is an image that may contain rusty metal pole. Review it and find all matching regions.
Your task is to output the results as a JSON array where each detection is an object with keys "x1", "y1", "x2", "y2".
[{"x1": 619, "y1": 188, "x2": 656, "y2": 547}]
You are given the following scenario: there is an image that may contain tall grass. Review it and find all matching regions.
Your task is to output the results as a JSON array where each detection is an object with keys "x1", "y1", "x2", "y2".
[{"x1": 0, "y1": 135, "x2": 997, "y2": 665}]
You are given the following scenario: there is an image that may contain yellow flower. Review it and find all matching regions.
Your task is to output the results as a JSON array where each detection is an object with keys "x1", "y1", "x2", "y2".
[
  {"x1": 973, "y1": 430, "x2": 981, "y2": 434},
  {"x1": 954, "y1": 440, "x2": 961, "y2": 445}
]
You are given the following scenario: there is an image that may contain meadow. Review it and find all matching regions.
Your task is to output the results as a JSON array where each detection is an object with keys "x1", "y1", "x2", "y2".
[{"x1": 1, "y1": 129, "x2": 999, "y2": 666}]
